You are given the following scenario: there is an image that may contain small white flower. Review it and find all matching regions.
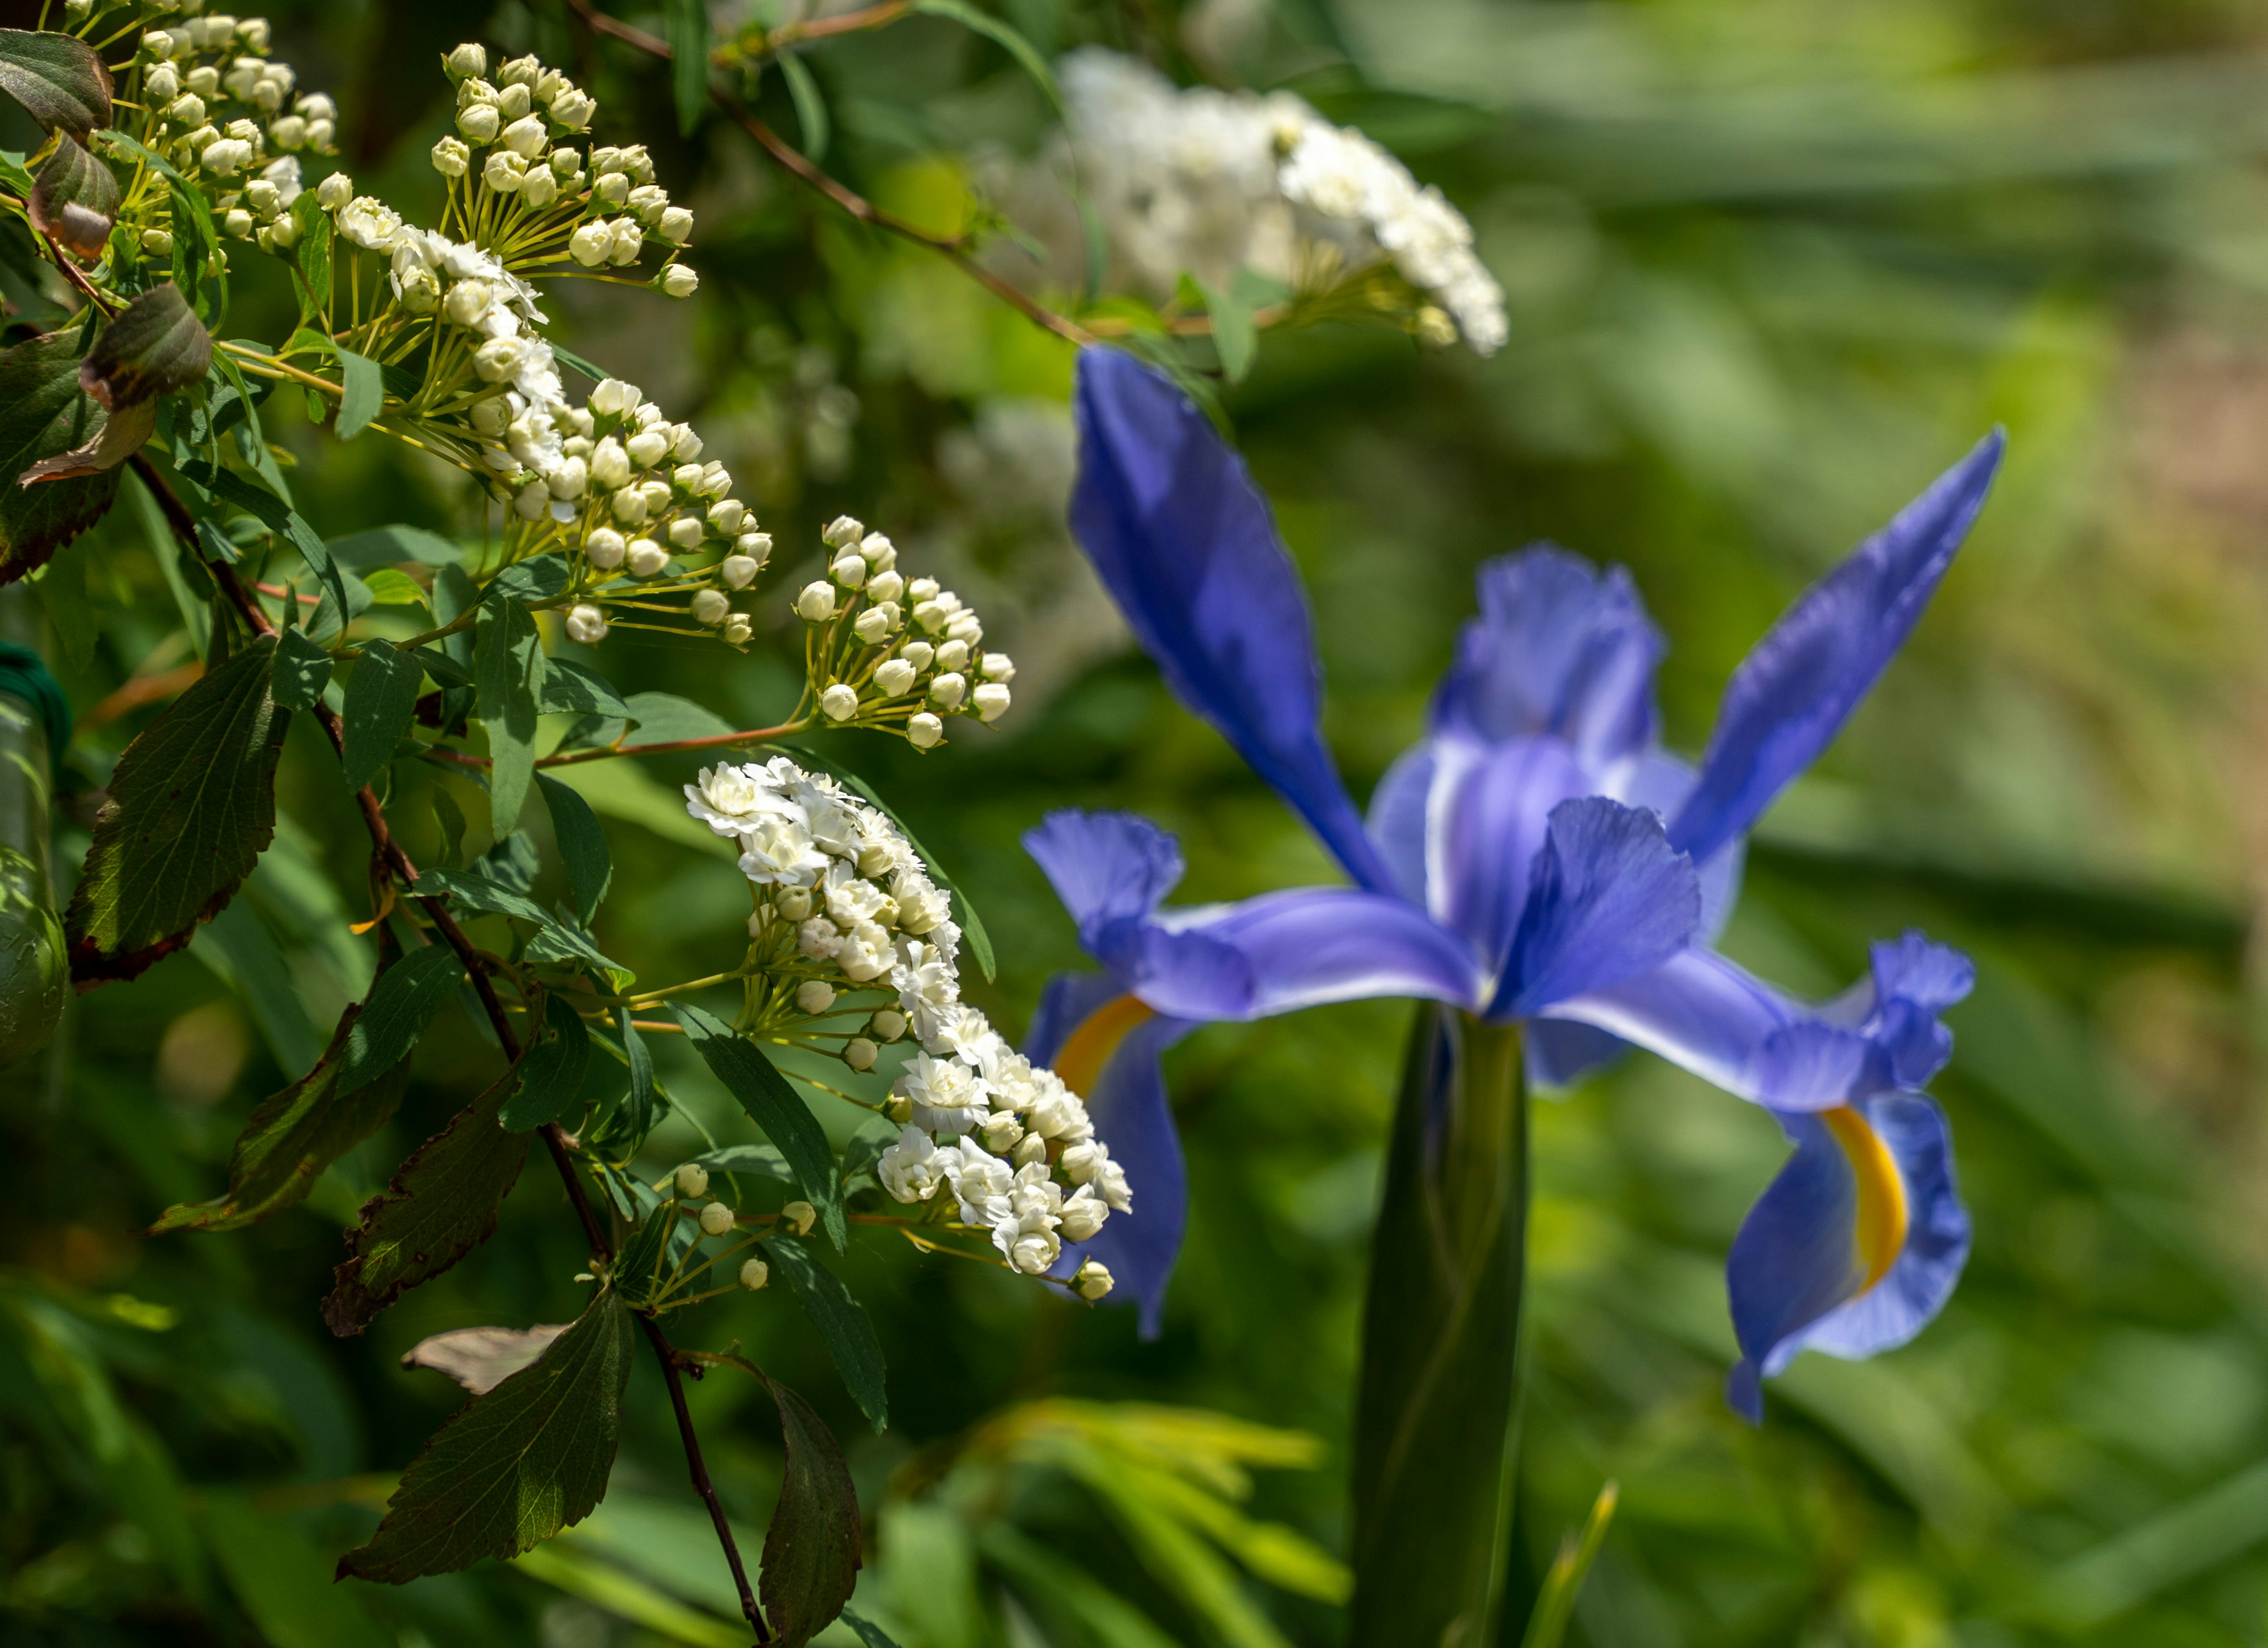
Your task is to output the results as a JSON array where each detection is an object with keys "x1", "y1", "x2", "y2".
[
  {"x1": 336, "y1": 194, "x2": 400, "y2": 249},
  {"x1": 744, "y1": 817, "x2": 829, "y2": 888},
  {"x1": 1060, "y1": 1186, "x2": 1110, "y2": 1242},
  {"x1": 878, "y1": 1126, "x2": 944, "y2": 1202},
  {"x1": 907, "y1": 712, "x2": 944, "y2": 750},
  {"x1": 796, "y1": 582, "x2": 838, "y2": 623},
  {"x1": 431, "y1": 135, "x2": 470, "y2": 177},
  {"x1": 608, "y1": 218, "x2": 644, "y2": 264},
  {"x1": 569, "y1": 220, "x2": 612, "y2": 267},
  {"x1": 698, "y1": 1200, "x2": 737, "y2": 1237},
  {"x1": 565, "y1": 603, "x2": 608, "y2": 644}
]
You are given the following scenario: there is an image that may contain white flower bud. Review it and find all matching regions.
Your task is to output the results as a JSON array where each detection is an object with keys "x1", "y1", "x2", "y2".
[
  {"x1": 874, "y1": 658, "x2": 917, "y2": 697},
  {"x1": 980, "y1": 652, "x2": 1015, "y2": 682},
  {"x1": 797, "y1": 980, "x2": 837, "y2": 1014},
  {"x1": 796, "y1": 582, "x2": 837, "y2": 622},
  {"x1": 885, "y1": 1093, "x2": 914, "y2": 1123},
  {"x1": 548, "y1": 457, "x2": 588, "y2": 499},
  {"x1": 579, "y1": 535, "x2": 626, "y2": 579},
  {"x1": 269, "y1": 211, "x2": 304, "y2": 249},
  {"x1": 870, "y1": 1008, "x2": 907, "y2": 1042},
  {"x1": 625, "y1": 428, "x2": 669, "y2": 469},
  {"x1": 692, "y1": 588, "x2": 731, "y2": 626},
  {"x1": 822, "y1": 516, "x2": 864, "y2": 548},
  {"x1": 829, "y1": 552, "x2": 867, "y2": 589},
  {"x1": 820, "y1": 683, "x2": 859, "y2": 722},
  {"x1": 442, "y1": 277, "x2": 491, "y2": 327},
  {"x1": 935, "y1": 639, "x2": 969, "y2": 674},
  {"x1": 626, "y1": 539, "x2": 669, "y2": 577},
  {"x1": 781, "y1": 1201, "x2": 817, "y2": 1237},
  {"x1": 497, "y1": 53, "x2": 540, "y2": 89},
  {"x1": 907, "y1": 712, "x2": 943, "y2": 750},
  {"x1": 610, "y1": 487, "x2": 649, "y2": 525},
  {"x1": 519, "y1": 168, "x2": 559, "y2": 209},
  {"x1": 1076, "y1": 1260, "x2": 1115, "y2": 1301},
  {"x1": 501, "y1": 114, "x2": 548, "y2": 159},
  {"x1": 568, "y1": 220, "x2": 614, "y2": 267},
  {"x1": 166, "y1": 92, "x2": 207, "y2": 127},
  {"x1": 775, "y1": 888, "x2": 813, "y2": 921},
  {"x1": 185, "y1": 64, "x2": 220, "y2": 97},
  {"x1": 304, "y1": 118, "x2": 335, "y2": 149},
  {"x1": 496, "y1": 83, "x2": 533, "y2": 122},
  {"x1": 735, "y1": 530, "x2": 773, "y2": 560},
  {"x1": 594, "y1": 171, "x2": 629, "y2": 208},
  {"x1": 268, "y1": 113, "x2": 308, "y2": 151},
  {"x1": 481, "y1": 149, "x2": 525, "y2": 191},
  {"x1": 719, "y1": 554, "x2": 760, "y2": 589},
  {"x1": 929, "y1": 672, "x2": 967, "y2": 711},
  {"x1": 980, "y1": 1111, "x2": 1024, "y2": 1152},
  {"x1": 588, "y1": 437, "x2": 630, "y2": 490},
  {"x1": 223, "y1": 206, "x2": 254, "y2": 237},
  {"x1": 317, "y1": 171, "x2": 353, "y2": 210},
  {"x1": 668, "y1": 515, "x2": 705, "y2": 551},
  {"x1": 430, "y1": 135, "x2": 470, "y2": 177},
  {"x1": 470, "y1": 395, "x2": 511, "y2": 435},
  {"x1": 866, "y1": 570, "x2": 905, "y2": 605},
  {"x1": 973, "y1": 682, "x2": 1011, "y2": 723},
  {"x1": 639, "y1": 478, "x2": 673, "y2": 513},
  {"x1": 853, "y1": 607, "x2": 895, "y2": 646},
  {"x1": 627, "y1": 182, "x2": 669, "y2": 223},
  {"x1": 203, "y1": 138, "x2": 255, "y2": 176},
  {"x1": 739, "y1": 1257, "x2": 770, "y2": 1291},
  {"x1": 473, "y1": 337, "x2": 523, "y2": 381},
  {"x1": 551, "y1": 87, "x2": 596, "y2": 131},
  {"x1": 907, "y1": 576, "x2": 940, "y2": 601},
  {"x1": 146, "y1": 63, "x2": 180, "y2": 102},
  {"x1": 458, "y1": 102, "x2": 500, "y2": 144},
  {"x1": 670, "y1": 461, "x2": 705, "y2": 493},
  {"x1": 698, "y1": 1201, "x2": 736, "y2": 1237},
  {"x1": 589, "y1": 379, "x2": 639, "y2": 416},
  {"x1": 141, "y1": 227, "x2": 175, "y2": 256},
  {"x1": 696, "y1": 463, "x2": 732, "y2": 499},
  {"x1": 674, "y1": 1163, "x2": 710, "y2": 1200},
  {"x1": 514, "y1": 480, "x2": 550, "y2": 520},
  {"x1": 608, "y1": 218, "x2": 644, "y2": 264},
  {"x1": 1014, "y1": 1134, "x2": 1048, "y2": 1167},
  {"x1": 446, "y1": 41, "x2": 488, "y2": 79},
  {"x1": 565, "y1": 603, "x2": 609, "y2": 644},
  {"x1": 706, "y1": 498, "x2": 744, "y2": 535},
  {"x1": 899, "y1": 640, "x2": 935, "y2": 670},
  {"x1": 659, "y1": 262, "x2": 698, "y2": 298}
]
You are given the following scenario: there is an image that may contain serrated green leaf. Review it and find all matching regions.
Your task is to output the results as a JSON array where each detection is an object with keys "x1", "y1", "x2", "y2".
[
  {"x1": 0, "y1": 328, "x2": 123, "y2": 580},
  {"x1": 339, "y1": 639, "x2": 423, "y2": 792},
  {"x1": 323, "y1": 1051, "x2": 533, "y2": 1334},
  {"x1": 193, "y1": 462, "x2": 350, "y2": 634},
  {"x1": 333, "y1": 343, "x2": 383, "y2": 439},
  {"x1": 269, "y1": 626, "x2": 333, "y2": 711},
  {"x1": 538, "y1": 771, "x2": 612, "y2": 923},
  {"x1": 288, "y1": 191, "x2": 331, "y2": 321},
  {"x1": 0, "y1": 30, "x2": 112, "y2": 138},
  {"x1": 150, "y1": 1003, "x2": 412, "y2": 1233},
  {"x1": 777, "y1": 54, "x2": 829, "y2": 163},
  {"x1": 500, "y1": 992, "x2": 593, "y2": 1132},
  {"x1": 341, "y1": 943, "x2": 465, "y2": 1093},
  {"x1": 81, "y1": 282, "x2": 210, "y2": 409},
  {"x1": 674, "y1": 1003, "x2": 845, "y2": 1250},
  {"x1": 758, "y1": 1373, "x2": 862, "y2": 1647},
  {"x1": 667, "y1": 0, "x2": 711, "y2": 135},
  {"x1": 337, "y1": 1287, "x2": 633, "y2": 1579},
  {"x1": 621, "y1": 691, "x2": 736, "y2": 747},
  {"x1": 762, "y1": 1236, "x2": 888, "y2": 1432},
  {"x1": 329, "y1": 523, "x2": 461, "y2": 568},
  {"x1": 64, "y1": 636, "x2": 286, "y2": 983},
  {"x1": 539, "y1": 657, "x2": 630, "y2": 718},
  {"x1": 491, "y1": 552, "x2": 570, "y2": 603},
  {"x1": 477, "y1": 595, "x2": 544, "y2": 834},
  {"x1": 29, "y1": 134, "x2": 118, "y2": 262}
]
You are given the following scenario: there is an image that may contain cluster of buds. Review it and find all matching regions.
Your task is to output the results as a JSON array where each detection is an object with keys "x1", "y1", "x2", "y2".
[{"x1": 793, "y1": 516, "x2": 1016, "y2": 747}]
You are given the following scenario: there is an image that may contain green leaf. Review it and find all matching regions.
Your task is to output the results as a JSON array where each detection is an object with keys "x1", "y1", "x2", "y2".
[
  {"x1": 269, "y1": 626, "x2": 333, "y2": 710},
  {"x1": 340, "y1": 944, "x2": 466, "y2": 1093},
  {"x1": 761, "y1": 1236, "x2": 888, "y2": 1432},
  {"x1": 689, "y1": 1142, "x2": 791, "y2": 1181},
  {"x1": 977, "y1": 1525, "x2": 1178, "y2": 1648},
  {"x1": 29, "y1": 134, "x2": 118, "y2": 261},
  {"x1": 64, "y1": 636, "x2": 287, "y2": 983},
  {"x1": 500, "y1": 992, "x2": 593, "y2": 1131},
  {"x1": 337, "y1": 1287, "x2": 634, "y2": 1580},
  {"x1": 477, "y1": 595, "x2": 544, "y2": 834},
  {"x1": 333, "y1": 343, "x2": 383, "y2": 439},
  {"x1": 609, "y1": 1201, "x2": 677, "y2": 1308},
  {"x1": 910, "y1": 0, "x2": 1064, "y2": 117},
  {"x1": 621, "y1": 690, "x2": 736, "y2": 747},
  {"x1": 360, "y1": 567, "x2": 429, "y2": 608},
  {"x1": 288, "y1": 190, "x2": 332, "y2": 321},
  {"x1": 432, "y1": 784, "x2": 470, "y2": 867},
  {"x1": 193, "y1": 462, "x2": 350, "y2": 633},
  {"x1": 667, "y1": 0, "x2": 711, "y2": 135},
  {"x1": 539, "y1": 771, "x2": 613, "y2": 923},
  {"x1": 839, "y1": 1605, "x2": 909, "y2": 1648},
  {"x1": 549, "y1": 341, "x2": 610, "y2": 385},
  {"x1": 339, "y1": 638, "x2": 423, "y2": 791},
  {"x1": 758, "y1": 1373, "x2": 863, "y2": 1647},
  {"x1": 150, "y1": 1002, "x2": 412, "y2": 1233},
  {"x1": 539, "y1": 657, "x2": 630, "y2": 718},
  {"x1": 1518, "y1": 1481, "x2": 1618, "y2": 1648},
  {"x1": 190, "y1": 895, "x2": 325, "y2": 1076},
  {"x1": 1350, "y1": 1008, "x2": 1526, "y2": 1648},
  {"x1": 1195, "y1": 271, "x2": 1263, "y2": 385},
  {"x1": 323, "y1": 1052, "x2": 533, "y2": 1334},
  {"x1": 620, "y1": 1006, "x2": 659, "y2": 1142},
  {"x1": 0, "y1": 29, "x2": 113, "y2": 138},
  {"x1": 491, "y1": 552, "x2": 570, "y2": 603},
  {"x1": 674, "y1": 1002, "x2": 845, "y2": 1250},
  {"x1": 83, "y1": 283, "x2": 210, "y2": 411},
  {"x1": 329, "y1": 523, "x2": 461, "y2": 568},
  {"x1": 777, "y1": 53, "x2": 829, "y2": 162},
  {"x1": 202, "y1": 1492, "x2": 393, "y2": 1648},
  {"x1": 417, "y1": 865, "x2": 634, "y2": 986},
  {"x1": 0, "y1": 327, "x2": 124, "y2": 580}
]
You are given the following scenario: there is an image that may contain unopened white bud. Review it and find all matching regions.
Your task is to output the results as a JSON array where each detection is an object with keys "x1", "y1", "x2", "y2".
[
  {"x1": 626, "y1": 539, "x2": 669, "y2": 577},
  {"x1": 866, "y1": 570, "x2": 904, "y2": 604},
  {"x1": 870, "y1": 1008, "x2": 907, "y2": 1041},
  {"x1": 775, "y1": 888, "x2": 813, "y2": 921},
  {"x1": 669, "y1": 515, "x2": 705, "y2": 551},
  {"x1": 431, "y1": 135, "x2": 470, "y2": 177},
  {"x1": 445, "y1": 41, "x2": 488, "y2": 80},
  {"x1": 223, "y1": 206, "x2": 254, "y2": 237},
  {"x1": 885, "y1": 1093, "x2": 914, "y2": 1123},
  {"x1": 146, "y1": 64, "x2": 180, "y2": 102},
  {"x1": 608, "y1": 219, "x2": 644, "y2": 264},
  {"x1": 724, "y1": 616, "x2": 753, "y2": 645},
  {"x1": 829, "y1": 553, "x2": 867, "y2": 589},
  {"x1": 584, "y1": 527, "x2": 625, "y2": 569},
  {"x1": 589, "y1": 379, "x2": 640, "y2": 416},
  {"x1": 552, "y1": 87, "x2": 596, "y2": 131},
  {"x1": 692, "y1": 588, "x2": 731, "y2": 626},
  {"x1": 980, "y1": 1111, "x2": 1024, "y2": 1152},
  {"x1": 907, "y1": 712, "x2": 943, "y2": 750},
  {"x1": 929, "y1": 673, "x2": 967, "y2": 711},
  {"x1": 822, "y1": 515, "x2": 864, "y2": 549},
  {"x1": 626, "y1": 428, "x2": 669, "y2": 469},
  {"x1": 443, "y1": 278, "x2": 492, "y2": 327},
  {"x1": 457, "y1": 102, "x2": 500, "y2": 144},
  {"x1": 473, "y1": 337, "x2": 523, "y2": 382},
  {"x1": 907, "y1": 577, "x2": 940, "y2": 602},
  {"x1": 548, "y1": 457, "x2": 588, "y2": 499},
  {"x1": 935, "y1": 639, "x2": 969, "y2": 674},
  {"x1": 519, "y1": 168, "x2": 559, "y2": 209},
  {"x1": 1013, "y1": 1134, "x2": 1048, "y2": 1167},
  {"x1": 981, "y1": 652, "x2": 1015, "y2": 682},
  {"x1": 781, "y1": 1201, "x2": 817, "y2": 1237},
  {"x1": 844, "y1": 1038, "x2": 878, "y2": 1071},
  {"x1": 796, "y1": 582, "x2": 836, "y2": 622},
  {"x1": 973, "y1": 683, "x2": 1011, "y2": 722},
  {"x1": 739, "y1": 1258, "x2": 770, "y2": 1291},
  {"x1": 496, "y1": 83, "x2": 533, "y2": 122},
  {"x1": 660, "y1": 205, "x2": 695, "y2": 244},
  {"x1": 588, "y1": 437, "x2": 630, "y2": 490},
  {"x1": 481, "y1": 149, "x2": 526, "y2": 192},
  {"x1": 707, "y1": 498, "x2": 744, "y2": 535},
  {"x1": 698, "y1": 1201, "x2": 737, "y2": 1237},
  {"x1": 670, "y1": 462, "x2": 705, "y2": 493},
  {"x1": 796, "y1": 979, "x2": 837, "y2": 1014},
  {"x1": 874, "y1": 658, "x2": 917, "y2": 697},
  {"x1": 1076, "y1": 1260, "x2": 1115, "y2": 1301},
  {"x1": 569, "y1": 219, "x2": 611, "y2": 266},
  {"x1": 899, "y1": 641, "x2": 936, "y2": 672},
  {"x1": 719, "y1": 553, "x2": 760, "y2": 589},
  {"x1": 501, "y1": 114, "x2": 548, "y2": 158},
  {"x1": 594, "y1": 171, "x2": 629, "y2": 207},
  {"x1": 674, "y1": 1163, "x2": 711, "y2": 1200},
  {"x1": 610, "y1": 487, "x2": 649, "y2": 524},
  {"x1": 853, "y1": 607, "x2": 894, "y2": 646},
  {"x1": 141, "y1": 227, "x2": 175, "y2": 256},
  {"x1": 166, "y1": 92, "x2": 207, "y2": 127},
  {"x1": 563, "y1": 603, "x2": 608, "y2": 646},
  {"x1": 820, "y1": 683, "x2": 859, "y2": 721},
  {"x1": 660, "y1": 262, "x2": 698, "y2": 298}
]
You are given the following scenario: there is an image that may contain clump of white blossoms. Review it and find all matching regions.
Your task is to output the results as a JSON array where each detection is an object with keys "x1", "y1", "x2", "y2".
[
  {"x1": 683, "y1": 756, "x2": 1125, "y2": 1288},
  {"x1": 1056, "y1": 48, "x2": 1507, "y2": 355},
  {"x1": 790, "y1": 514, "x2": 1016, "y2": 748}
]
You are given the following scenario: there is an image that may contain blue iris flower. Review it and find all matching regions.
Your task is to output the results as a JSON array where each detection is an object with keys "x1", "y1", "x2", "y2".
[{"x1": 1029, "y1": 347, "x2": 2001, "y2": 1417}]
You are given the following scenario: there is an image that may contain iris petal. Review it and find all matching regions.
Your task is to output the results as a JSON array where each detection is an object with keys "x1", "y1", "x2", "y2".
[
  {"x1": 1497, "y1": 797, "x2": 1702, "y2": 1017},
  {"x1": 1426, "y1": 734, "x2": 1591, "y2": 982},
  {"x1": 1070, "y1": 349, "x2": 1394, "y2": 892},
  {"x1": 1023, "y1": 809, "x2": 1185, "y2": 944},
  {"x1": 1182, "y1": 887, "x2": 1484, "y2": 1017},
  {"x1": 1669, "y1": 431, "x2": 2005, "y2": 864}
]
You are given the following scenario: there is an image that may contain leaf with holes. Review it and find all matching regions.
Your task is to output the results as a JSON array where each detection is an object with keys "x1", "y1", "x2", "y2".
[
  {"x1": 760, "y1": 1373, "x2": 864, "y2": 1647},
  {"x1": 81, "y1": 284, "x2": 211, "y2": 410},
  {"x1": 30, "y1": 135, "x2": 118, "y2": 261},
  {"x1": 65, "y1": 636, "x2": 288, "y2": 983},
  {"x1": 0, "y1": 29, "x2": 112, "y2": 137},
  {"x1": 0, "y1": 328, "x2": 123, "y2": 579},
  {"x1": 337, "y1": 1287, "x2": 633, "y2": 1581},
  {"x1": 149, "y1": 1005, "x2": 413, "y2": 1234},
  {"x1": 322, "y1": 1053, "x2": 532, "y2": 1334}
]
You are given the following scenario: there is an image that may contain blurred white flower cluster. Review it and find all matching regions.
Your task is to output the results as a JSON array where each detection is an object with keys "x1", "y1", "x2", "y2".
[
  {"x1": 683, "y1": 756, "x2": 1124, "y2": 1293},
  {"x1": 1058, "y1": 47, "x2": 1507, "y2": 354},
  {"x1": 791, "y1": 514, "x2": 1016, "y2": 747}
]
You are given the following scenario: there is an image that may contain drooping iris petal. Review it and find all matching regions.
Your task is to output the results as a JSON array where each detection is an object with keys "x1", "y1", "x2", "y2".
[
  {"x1": 1669, "y1": 431, "x2": 2005, "y2": 865},
  {"x1": 1866, "y1": 932, "x2": 1976, "y2": 1089},
  {"x1": 1724, "y1": 1093, "x2": 1967, "y2": 1421},
  {"x1": 1426, "y1": 734, "x2": 1591, "y2": 982},
  {"x1": 1169, "y1": 887, "x2": 1484, "y2": 1017},
  {"x1": 1070, "y1": 349, "x2": 1395, "y2": 893},
  {"x1": 1497, "y1": 797, "x2": 1702, "y2": 1017},
  {"x1": 1432, "y1": 546, "x2": 1664, "y2": 770},
  {"x1": 1029, "y1": 972, "x2": 1196, "y2": 1339},
  {"x1": 1023, "y1": 808, "x2": 1185, "y2": 943}
]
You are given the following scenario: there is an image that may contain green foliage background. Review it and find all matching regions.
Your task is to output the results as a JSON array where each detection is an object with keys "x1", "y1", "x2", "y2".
[{"x1": 6, "y1": 0, "x2": 2268, "y2": 1644}]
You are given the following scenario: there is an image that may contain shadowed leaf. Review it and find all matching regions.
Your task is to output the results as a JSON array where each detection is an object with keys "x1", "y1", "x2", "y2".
[
  {"x1": 339, "y1": 638, "x2": 423, "y2": 790},
  {"x1": 80, "y1": 284, "x2": 210, "y2": 410},
  {"x1": 340, "y1": 944, "x2": 465, "y2": 1092},
  {"x1": 29, "y1": 135, "x2": 118, "y2": 260},
  {"x1": 675, "y1": 1002, "x2": 845, "y2": 1249},
  {"x1": 759, "y1": 1373, "x2": 862, "y2": 1647},
  {"x1": 499, "y1": 991, "x2": 592, "y2": 1131},
  {"x1": 0, "y1": 328, "x2": 124, "y2": 579},
  {"x1": 0, "y1": 29, "x2": 112, "y2": 137}
]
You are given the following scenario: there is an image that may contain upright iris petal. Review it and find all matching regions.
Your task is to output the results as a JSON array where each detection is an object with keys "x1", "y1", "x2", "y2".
[{"x1": 1070, "y1": 349, "x2": 1396, "y2": 894}]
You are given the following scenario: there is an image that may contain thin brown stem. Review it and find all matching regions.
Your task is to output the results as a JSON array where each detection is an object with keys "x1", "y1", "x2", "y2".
[{"x1": 130, "y1": 455, "x2": 765, "y2": 1640}]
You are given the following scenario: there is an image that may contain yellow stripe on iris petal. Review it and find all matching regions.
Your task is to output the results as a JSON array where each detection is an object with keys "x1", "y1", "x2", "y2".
[
  {"x1": 1821, "y1": 1104, "x2": 1909, "y2": 1293},
  {"x1": 1052, "y1": 993, "x2": 1155, "y2": 1097}
]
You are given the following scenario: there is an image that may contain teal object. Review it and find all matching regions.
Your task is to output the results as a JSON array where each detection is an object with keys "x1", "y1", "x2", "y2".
[{"x1": 0, "y1": 641, "x2": 71, "y2": 781}]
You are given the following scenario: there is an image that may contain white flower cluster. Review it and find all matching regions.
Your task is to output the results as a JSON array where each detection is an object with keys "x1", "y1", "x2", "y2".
[
  {"x1": 793, "y1": 515, "x2": 1016, "y2": 747},
  {"x1": 134, "y1": 13, "x2": 336, "y2": 250},
  {"x1": 1058, "y1": 48, "x2": 1507, "y2": 355},
  {"x1": 681, "y1": 756, "x2": 1125, "y2": 1289}
]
